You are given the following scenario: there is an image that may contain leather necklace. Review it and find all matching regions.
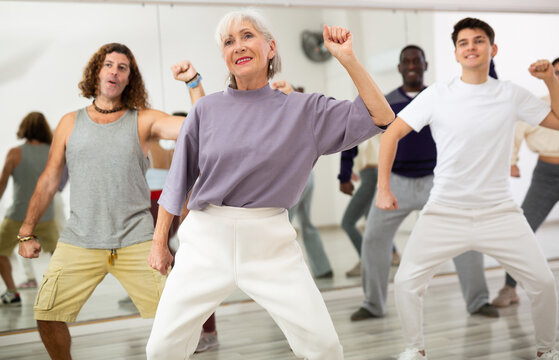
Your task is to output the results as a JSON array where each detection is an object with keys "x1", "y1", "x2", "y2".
[{"x1": 93, "y1": 100, "x2": 123, "y2": 114}]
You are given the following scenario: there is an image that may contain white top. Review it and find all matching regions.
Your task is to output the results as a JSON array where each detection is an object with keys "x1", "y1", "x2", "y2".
[
  {"x1": 399, "y1": 77, "x2": 550, "y2": 208},
  {"x1": 511, "y1": 97, "x2": 559, "y2": 163}
]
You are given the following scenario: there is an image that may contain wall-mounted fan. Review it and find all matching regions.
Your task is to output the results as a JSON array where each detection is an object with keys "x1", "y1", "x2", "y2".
[{"x1": 301, "y1": 30, "x2": 332, "y2": 63}]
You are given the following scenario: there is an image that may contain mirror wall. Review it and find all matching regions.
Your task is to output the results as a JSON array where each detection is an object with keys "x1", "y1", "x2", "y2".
[{"x1": 0, "y1": 1, "x2": 558, "y2": 332}]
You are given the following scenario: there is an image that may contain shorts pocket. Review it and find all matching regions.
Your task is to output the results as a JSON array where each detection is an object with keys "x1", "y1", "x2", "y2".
[{"x1": 34, "y1": 267, "x2": 62, "y2": 311}]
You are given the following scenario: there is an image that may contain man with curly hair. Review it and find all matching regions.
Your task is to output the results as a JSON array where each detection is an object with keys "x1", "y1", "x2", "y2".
[{"x1": 17, "y1": 43, "x2": 204, "y2": 360}]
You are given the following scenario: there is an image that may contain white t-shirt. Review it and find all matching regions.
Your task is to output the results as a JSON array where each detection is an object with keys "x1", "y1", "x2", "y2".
[{"x1": 398, "y1": 77, "x2": 550, "y2": 208}]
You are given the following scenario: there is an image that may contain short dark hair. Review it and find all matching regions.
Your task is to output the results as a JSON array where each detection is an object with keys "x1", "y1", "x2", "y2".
[
  {"x1": 552, "y1": 57, "x2": 559, "y2": 67},
  {"x1": 452, "y1": 18, "x2": 495, "y2": 46},
  {"x1": 17, "y1": 112, "x2": 53, "y2": 144},
  {"x1": 78, "y1": 43, "x2": 149, "y2": 110},
  {"x1": 399, "y1": 45, "x2": 426, "y2": 62}
]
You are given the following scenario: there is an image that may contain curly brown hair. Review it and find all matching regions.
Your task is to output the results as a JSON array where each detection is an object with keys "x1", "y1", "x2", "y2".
[
  {"x1": 78, "y1": 43, "x2": 149, "y2": 110},
  {"x1": 17, "y1": 112, "x2": 53, "y2": 144}
]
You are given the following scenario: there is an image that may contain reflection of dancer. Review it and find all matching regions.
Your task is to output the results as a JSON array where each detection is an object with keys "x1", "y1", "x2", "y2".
[
  {"x1": 146, "y1": 10, "x2": 393, "y2": 360},
  {"x1": 289, "y1": 172, "x2": 333, "y2": 278},
  {"x1": 492, "y1": 57, "x2": 559, "y2": 308},
  {"x1": 352, "y1": 45, "x2": 496, "y2": 322},
  {"x1": 17, "y1": 43, "x2": 200, "y2": 360},
  {"x1": 377, "y1": 18, "x2": 559, "y2": 360},
  {"x1": 0, "y1": 112, "x2": 59, "y2": 305},
  {"x1": 338, "y1": 135, "x2": 385, "y2": 277},
  {"x1": 272, "y1": 80, "x2": 333, "y2": 279}
]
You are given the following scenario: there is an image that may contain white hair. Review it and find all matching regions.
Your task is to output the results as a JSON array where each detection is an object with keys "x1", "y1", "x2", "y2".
[{"x1": 215, "y1": 9, "x2": 282, "y2": 87}]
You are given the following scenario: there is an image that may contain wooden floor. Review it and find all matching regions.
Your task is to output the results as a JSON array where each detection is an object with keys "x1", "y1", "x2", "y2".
[
  {"x1": 3, "y1": 222, "x2": 559, "y2": 359},
  {"x1": 4, "y1": 220, "x2": 559, "y2": 334},
  {"x1": 2, "y1": 261, "x2": 559, "y2": 359}
]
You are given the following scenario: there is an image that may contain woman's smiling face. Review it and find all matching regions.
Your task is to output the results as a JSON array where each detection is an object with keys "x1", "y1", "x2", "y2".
[{"x1": 221, "y1": 20, "x2": 276, "y2": 88}]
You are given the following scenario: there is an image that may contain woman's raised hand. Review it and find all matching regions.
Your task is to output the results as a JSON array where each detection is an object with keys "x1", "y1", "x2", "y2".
[
  {"x1": 171, "y1": 60, "x2": 198, "y2": 83},
  {"x1": 322, "y1": 25, "x2": 354, "y2": 62}
]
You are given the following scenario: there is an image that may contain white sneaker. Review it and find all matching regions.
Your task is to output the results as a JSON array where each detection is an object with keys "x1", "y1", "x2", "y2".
[
  {"x1": 0, "y1": 290, "x2": 21, "y2": 306},
  {"x1": 537, "y1": 349, "x2": 559, "y2": 360},
  {"x1": 398, "y1": 348, "x2": 427, "y2": 360}
]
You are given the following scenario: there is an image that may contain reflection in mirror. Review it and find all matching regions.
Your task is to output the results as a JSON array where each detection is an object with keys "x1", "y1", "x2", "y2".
[{"x1": 1, "y1": 1, "x2": 558, "y2": 335}]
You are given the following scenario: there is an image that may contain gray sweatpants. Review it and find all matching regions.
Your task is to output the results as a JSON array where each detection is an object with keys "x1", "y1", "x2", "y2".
[
  {"x1": 506, "y1": 159, "x2": 559, "y2": 287},
  {"x1": 361, "y1": 173, "x2": 490, "y2": 316},
  {"x1": 289, "y1": 172, "x2": 332, "y2": 277},
  {"x1": 341, "y1": 167, "x2": 378, "y2": 256}
]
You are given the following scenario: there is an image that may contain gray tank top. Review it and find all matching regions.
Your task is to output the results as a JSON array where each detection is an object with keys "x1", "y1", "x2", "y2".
[
  {"x1": 6, "y1": 144, "x2": 54, "y2": 222},
  {"x1": 60, "y1": 108, "x2": 153, "y2": 249}
]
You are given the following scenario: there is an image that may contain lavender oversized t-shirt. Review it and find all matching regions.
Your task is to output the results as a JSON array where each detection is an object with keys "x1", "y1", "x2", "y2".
[{"x1": 159, "y1": 84, "x2": 382, "y2": 214}]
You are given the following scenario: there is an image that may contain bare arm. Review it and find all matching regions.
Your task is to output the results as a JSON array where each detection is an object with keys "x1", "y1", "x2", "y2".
[
  {"x1": 376, "y1": 117, "x2": 413, "y2": 210},
  {"x1": 148, "y1": 61, "x2": 205, "y2": 274},
  {"x1": 18, "y1": 114, "x2": 72, "y2": 258},
  {"x1": 148, "y1": 205, "x2": 175, "y2": 275},
  {"x1": 148, "y1": 61, "x2": 206, "y2": 142},
  {"x1": 323, "y1": 25, "x2": 394, "y2": 127},
  {"x1": 529, "y1": 60, "x2": 559, "y2": 130},
  {"x1": 148, "y1": 112, "x2": 185, "y2": 141},
  {"x1": 148, "y1": 190, "x2": 192, "y2": 275},
  {"x1": 186, "y1": 79, "x2": 205, "y2": 105},
  {"x1": 0, "y1": 148, "x2": 20, "y2": 200},
  {"x1": 539, "y1": 109, "x2": 559, "y2": 131},
  {"x1": 511, "y1": 122, "x2": 526, "y2": 167}
]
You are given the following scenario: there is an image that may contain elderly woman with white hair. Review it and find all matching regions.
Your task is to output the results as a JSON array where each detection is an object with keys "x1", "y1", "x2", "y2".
[{"x1": 146, "y1": 9, "x2": 394, "y2": 360}]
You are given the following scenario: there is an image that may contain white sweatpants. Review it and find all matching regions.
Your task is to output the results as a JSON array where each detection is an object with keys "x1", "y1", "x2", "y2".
[
  {"x1": 146, "y1": 205, "x2": 343, "y2": 360},
  {"x1": 394, "y1": 201, "x2": 557, "y2": 353}
]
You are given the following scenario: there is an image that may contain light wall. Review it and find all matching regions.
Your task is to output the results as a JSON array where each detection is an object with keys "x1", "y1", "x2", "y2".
[
  {"x1": 0, "y1": 2, "x2": 332, "y2": 219},
  {"x1": 0, "y1": 3, "x2": 558, "y2": 227},
  {"x1": 0, "y1": 2, "x2": 421, "y2": 226}
]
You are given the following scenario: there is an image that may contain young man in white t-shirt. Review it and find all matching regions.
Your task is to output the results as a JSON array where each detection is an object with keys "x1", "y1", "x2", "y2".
[{"x1": 376, "y1": 17, "x2": 559, "y2": 360}]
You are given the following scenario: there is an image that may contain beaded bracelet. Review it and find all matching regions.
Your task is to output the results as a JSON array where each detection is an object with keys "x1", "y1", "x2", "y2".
[{"x1": 17, "y1": 234, "x2": 37, "y2": 242}]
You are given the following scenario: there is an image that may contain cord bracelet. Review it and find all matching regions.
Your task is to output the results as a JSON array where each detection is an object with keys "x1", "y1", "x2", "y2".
[{"x1": 17, "y1": 234, "x2": 37, "y2": 242}]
